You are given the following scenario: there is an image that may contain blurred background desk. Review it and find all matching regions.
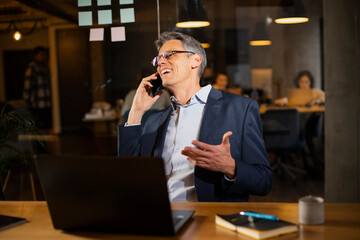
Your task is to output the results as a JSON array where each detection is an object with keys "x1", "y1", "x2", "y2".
[
  {"x1": 82, "y1": 116, "x2": 118, "y2": 137},
  {"x1": 0, "y1": 201, "x2": 359, "y2": 239},
  {"x1": 260, "y1": 105, "x2": 325, "y2": 114}
]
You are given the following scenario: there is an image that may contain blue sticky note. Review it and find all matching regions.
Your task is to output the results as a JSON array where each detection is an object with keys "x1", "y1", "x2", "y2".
[
  {"x1": 78, "y1": 0, "x2": 91, "y2": 7},
  {"x1": 120, "y1": 0, "x2": 134, "y2": 5},
  {"x1": 98, "y1": 10, "x2": 112, "y2": 25},
  {"x1": 97, "y1": 0, "x2": 111, "y2": 6},
  {"x1": 120, "y1": 8, "x2": 135, "y2": 23},
  {"x1": 78, "y1": 11, "x2": 93, "y2": 26}
]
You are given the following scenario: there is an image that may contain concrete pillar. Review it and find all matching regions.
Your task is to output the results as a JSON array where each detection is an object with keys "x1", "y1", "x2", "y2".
[{"x1": 324, "y1": 0, "x2": 360, "y2": 202}]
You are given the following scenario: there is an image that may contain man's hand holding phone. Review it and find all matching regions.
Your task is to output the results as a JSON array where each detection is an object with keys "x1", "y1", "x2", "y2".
[
  {"x1": 127, "y1": 73, "x2": 163, "y2": 125},
  {"x1": 149, "y1": 74, "x2": 164, "y2": 97}
]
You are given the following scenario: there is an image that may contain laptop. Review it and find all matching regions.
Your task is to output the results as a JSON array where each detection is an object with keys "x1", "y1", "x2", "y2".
[
  {"x1": 35, "y1": 155, "x2": 194, "y2": 236},
  {"x1": 287, "y1": 88, "x2": 317, "y2": 106}
]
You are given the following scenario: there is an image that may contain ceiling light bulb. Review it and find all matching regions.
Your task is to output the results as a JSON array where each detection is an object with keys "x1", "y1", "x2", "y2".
[
  {"x1": 176, "y1": 21, "x2": 210, "y2": 28},
  {"x1": 249, "y1": 40, "x2": 272, "y2": 46},
  {"x1": 13, "y1": 31, "x2": 22, "y2": 41},
  {"x1": 275, "y1": 17, "x2": 309, "y2": 24},
  {"x1": 201, "y1": 43, "x2": 210, "y2": 48}
]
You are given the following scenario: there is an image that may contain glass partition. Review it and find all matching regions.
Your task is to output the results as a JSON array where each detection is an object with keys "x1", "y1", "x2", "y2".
[{"x1": 0, "y1": 0, "x2": 325, "y2": 201}]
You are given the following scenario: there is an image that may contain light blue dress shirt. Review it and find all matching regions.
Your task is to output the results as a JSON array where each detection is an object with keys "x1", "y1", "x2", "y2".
[{"x1": 162, "y1": 85, "x2": 212, "y2": 202}]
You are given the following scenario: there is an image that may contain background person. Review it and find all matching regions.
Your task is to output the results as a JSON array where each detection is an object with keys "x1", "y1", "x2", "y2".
[
  {"x1": 274, "y1": 70, "x2": 325, "y2": 106},
  {"x1": 212, "y1": 71, "x2": 242, "y2": 95},
  {"x1": 212, "y1": 72, "x2": 230, "y2": 91},
  {"x1": 23, "y1": 46, "x2": 52, "y2": 130},
  {"x1": 274, "y1": 70, "x2": 325, "y2": 178}
]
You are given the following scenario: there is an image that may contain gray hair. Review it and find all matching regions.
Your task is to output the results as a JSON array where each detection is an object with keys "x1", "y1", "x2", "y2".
[{"x1": 155, "y1": 31, "x2": 207, "y2": 80}]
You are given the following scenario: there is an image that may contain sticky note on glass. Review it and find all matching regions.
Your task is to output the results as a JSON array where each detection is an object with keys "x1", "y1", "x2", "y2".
[
  {"x1": 78, "y1": 11, "x2": 93, "y2": 26},
  {"x1": 97, "y1": 0, "x2": 111, "y2": 6},
  {"x1": 120, "y1": 0, "x2": 134, "y2": 4},
  {"x1": 98, "y1": 9, "x2": 112, "y2": 24},
  {"x1": 90, "y1": 28, "x2": 104, "y2": 41},
  {"x1": 120, "y1": 8, "x2": 135, "y2": 23},
  {"x1": 111, "y1": 26, "x2": 126, "y2": 42},
  {"x1": 78, "y1": 0, "x2": 91, "y2": 7}
]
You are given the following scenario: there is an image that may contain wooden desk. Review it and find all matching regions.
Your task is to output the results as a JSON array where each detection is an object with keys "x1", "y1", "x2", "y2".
[
  {"x1": 260, "y1": 105, "x2": 325, "y2": 115},
  {"x1": 0, "y1": 201, "x2": 359, "y2": 239}
]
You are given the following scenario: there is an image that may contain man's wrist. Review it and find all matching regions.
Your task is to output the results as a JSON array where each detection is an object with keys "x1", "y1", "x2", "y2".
[
  {"x1": 127, "y1": 109, "x2": 144, "y2": 125},
  {"x1": 224, "y1": 158, "x2": 236, "y2": 181},
  {"x1": 224, "y1": 174, "x2": 236, "y2": 182},
  {"x1": 124, "y1": 122, "x2": 141, "y2": 127}
]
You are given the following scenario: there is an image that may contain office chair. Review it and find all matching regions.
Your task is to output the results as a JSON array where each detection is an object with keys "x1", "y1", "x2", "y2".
[
  {"x1": 304, "y1": 113, "x2": 324, "y2": 178},
  {"x1": 262, "y1": 109, "x2": 306, "y2": 183}
]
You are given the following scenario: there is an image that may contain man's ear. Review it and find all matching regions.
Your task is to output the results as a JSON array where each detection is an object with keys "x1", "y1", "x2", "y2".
[{"x1": 191, "y1": 54, "x2": 202, "y2": 69}]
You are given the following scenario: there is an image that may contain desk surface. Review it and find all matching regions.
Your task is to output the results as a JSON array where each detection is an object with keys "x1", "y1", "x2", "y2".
[
  {"x1": 260, "y1": 105, "x2": 325, "y2": 114},
  {"x1": 0, "y1": 201, "x2": 359, "y2": 239}
]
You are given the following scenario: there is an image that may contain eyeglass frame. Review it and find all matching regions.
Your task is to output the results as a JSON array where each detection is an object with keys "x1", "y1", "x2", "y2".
[{"x1": 151, "y1": 50, "x2": 195, "y2": 66}]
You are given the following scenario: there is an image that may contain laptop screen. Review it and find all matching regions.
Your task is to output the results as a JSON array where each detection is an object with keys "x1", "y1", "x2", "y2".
[{"x1": 287, "y1": 88, "x2": 317, "y2": 106}]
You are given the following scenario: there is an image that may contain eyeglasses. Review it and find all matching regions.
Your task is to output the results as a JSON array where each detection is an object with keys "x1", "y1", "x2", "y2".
[{"x1": 151, "y1": 50, "x2": 195, "y2": 66}]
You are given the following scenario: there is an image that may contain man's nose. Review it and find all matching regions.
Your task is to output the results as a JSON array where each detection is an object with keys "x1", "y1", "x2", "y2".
[{"x1": 158, "y1": 56, "x2": 167, "y2": 65}]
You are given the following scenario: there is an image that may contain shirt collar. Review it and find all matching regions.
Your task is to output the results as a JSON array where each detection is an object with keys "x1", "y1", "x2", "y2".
[{"x1": 170, "y1": 84, "x2": 212, "y2": 110}]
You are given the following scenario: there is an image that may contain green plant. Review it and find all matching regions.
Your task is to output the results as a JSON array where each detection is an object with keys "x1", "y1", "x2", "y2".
[{"x1": 0, "y1": 106, "x2": 38, "y2": 192}]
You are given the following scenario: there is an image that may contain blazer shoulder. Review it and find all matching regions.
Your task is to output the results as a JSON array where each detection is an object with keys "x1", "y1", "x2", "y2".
[{"x1": 221, "y1": 92, "x2": 255, "y2": 105}]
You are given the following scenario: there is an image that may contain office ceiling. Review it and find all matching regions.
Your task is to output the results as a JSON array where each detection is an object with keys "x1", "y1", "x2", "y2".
[
  {"x1": 0, "y1": 0, "x2": 289, "y2": 31},
  {"x1": 0, "y1": 0, "x2": 286, "y2": 23},
  {"x1": 15, "y1": 0, "x2": 77, "y2": 23},
  {"x1": 0, "y1": 0, "x2": 69, "y2": 28}
]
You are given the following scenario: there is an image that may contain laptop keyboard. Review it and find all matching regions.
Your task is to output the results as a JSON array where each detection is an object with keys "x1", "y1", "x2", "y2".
[
  {"x1": 172, "y1": 212, "x2": 185, "y2": 226},
  {"x1": 173, "y1": 216, "x2": 182, "y2": 225}
]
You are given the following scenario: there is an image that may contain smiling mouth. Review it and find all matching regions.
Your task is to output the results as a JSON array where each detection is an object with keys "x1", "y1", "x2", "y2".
[{"x1": 160, "y1": 69, "x2": 172, "y2": 76}]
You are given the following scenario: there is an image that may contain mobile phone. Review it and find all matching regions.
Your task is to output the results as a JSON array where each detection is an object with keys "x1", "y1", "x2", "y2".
[{"x1": 149, "y1": 74, "x2": 164, "y2": 97}]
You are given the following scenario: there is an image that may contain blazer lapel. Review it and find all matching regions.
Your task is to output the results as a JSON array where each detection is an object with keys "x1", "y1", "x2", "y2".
[
  {"x1": 153, "y1": 107, "x2": 173, "y2": 157},
  {"x1": 198, "y1": 88, "x2": 223, "y2": 143}
]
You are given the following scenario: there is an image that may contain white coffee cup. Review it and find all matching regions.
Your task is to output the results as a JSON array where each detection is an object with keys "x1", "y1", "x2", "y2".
[{"x1": 299, "y1": 195, "x2": 324, "y2": 225}]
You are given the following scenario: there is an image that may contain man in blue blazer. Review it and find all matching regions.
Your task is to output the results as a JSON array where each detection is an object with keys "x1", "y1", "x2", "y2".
[{"x1": 118, "y1": 32, "x2": 273, "y2": 202}]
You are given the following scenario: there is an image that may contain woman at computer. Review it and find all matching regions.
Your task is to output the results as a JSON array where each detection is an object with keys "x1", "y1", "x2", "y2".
[
  {"x1": 274, "y1": 70, "x2": 325, "y2": 106},
  {"x1": 274, "y1": 70, "x2": 325, "y2": 178}
]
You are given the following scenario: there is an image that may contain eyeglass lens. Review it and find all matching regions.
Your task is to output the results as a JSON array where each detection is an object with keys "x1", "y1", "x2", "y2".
[{"x1": 152, "y1": 51, "x2": 173, "y2": 66}]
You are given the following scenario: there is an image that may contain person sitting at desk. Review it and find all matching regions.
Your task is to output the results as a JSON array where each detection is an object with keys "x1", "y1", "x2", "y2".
[
  {"x1": 117, "y1": 31, "x2": 273, "y2": 202},
  {"x1": 274, "y1": 70, "x2": 325, "y2": 106},
  {"x1": 212, "y1": 72, "x2": 231, "y2": 91},
  {"x1": 212, "y1": 71, "x2": 242, "y2": 95},
  {"x1": 274, "y1": 70, "x2": 325, "y2": 177}
]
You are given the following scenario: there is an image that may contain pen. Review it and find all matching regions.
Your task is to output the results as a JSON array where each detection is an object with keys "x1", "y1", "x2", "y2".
[{"x1": 240, "y1": 211, "x2": 279, "y2": 221}]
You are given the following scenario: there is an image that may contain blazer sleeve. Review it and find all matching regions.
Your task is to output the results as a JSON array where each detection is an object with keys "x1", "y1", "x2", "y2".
[
  {"x1": 117, "y1": 124, "x2": 142, "y2": 156},
  {"x1": 222, "y1": 100, "x2": 274, "y2": 196}
]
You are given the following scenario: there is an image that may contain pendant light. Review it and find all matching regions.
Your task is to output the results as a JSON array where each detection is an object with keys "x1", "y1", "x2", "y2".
[
  {"x1": 13, "y1": 31, "x2": 22, "y2": 41},
  {"x1": 176, "y1": 0, "x2": 210, "y2": 28},
  {"x1": 250, "y1": 3, "x2": 271, "y2": 47},
  {"x1": 275, "y1": 0, "x2": 309, "y2": 24},
  {"x1": 250, "y1": 21, "x2": 271, "y2": 46}
]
